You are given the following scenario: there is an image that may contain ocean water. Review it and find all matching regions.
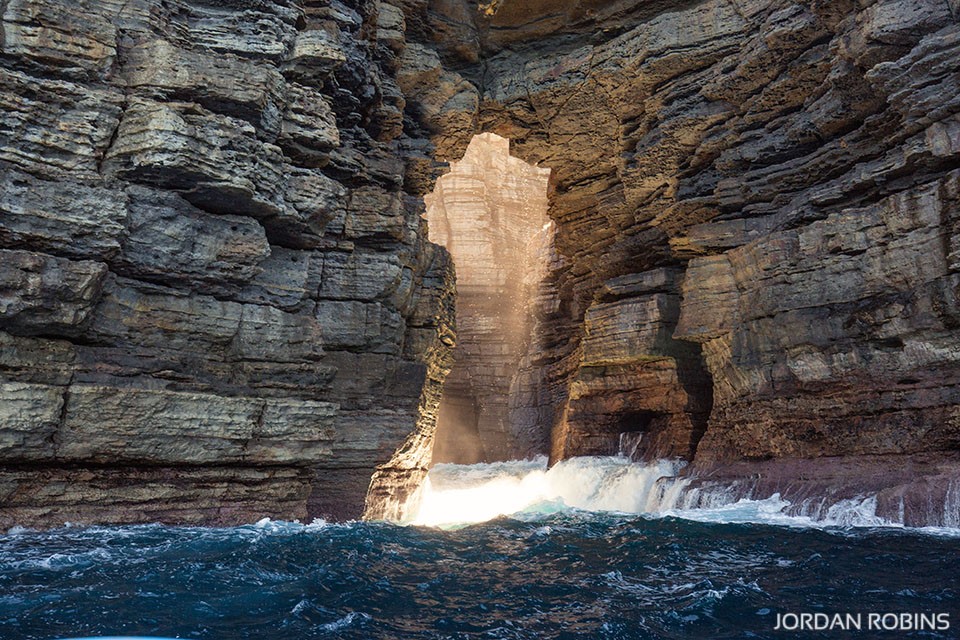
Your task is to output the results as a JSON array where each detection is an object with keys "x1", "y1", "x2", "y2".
[{"x1": 2, "y1": 458, "x2": 959, "y2": 640}]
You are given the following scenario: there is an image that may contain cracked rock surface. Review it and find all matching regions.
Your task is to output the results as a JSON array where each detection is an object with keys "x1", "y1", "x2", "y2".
[
  {"x1": 0, "y1": 0, "x2": 455, "y2": 526},
  {"x1": 394, "y1": 0, "x2": 960, "y2": 525}
]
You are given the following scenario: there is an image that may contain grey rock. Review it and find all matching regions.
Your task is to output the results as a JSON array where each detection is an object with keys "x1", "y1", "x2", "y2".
[
  {"x1": 103, "y1": 98, "x2": 289, "y2": 219},
  {"x1": 0, "y1": 250, "x2": 108, "y2": 335},
  {"x1": 0, "y1": 67, "x2": 123, "y2": 179},
  {"x1": 88, "y1": 277, "x2": 243, "y2": 351},
  {"x1": 1, "y1": 0, "x2": 118, "y2": 78},
  {"x1": 0, "y1": 331, "x2": 77, "y2": 385},
  {"x1": 377, "y1": 2, "x2": 407, "y2": 56},
  {"x1": 599, "y1": 268, "x2": 684, "y2": 299},
  {"x1": 263, "y1": 167, "x2": 347, "y2": 248},
  {"x1": 318, "y1": 250, "x2": 404, "y2": 301},
  {"x1": 0, "y1": 0, "x2": 457, "y2": 527},
  {"x1": 52, "y1": 385, "x2": 338, "y2": 468},
  {"x1": 58, "y1": 385, "x2": 261, "y2": 464},
  {"x1": 0, "y1": 167, "x2": 128, "y2": 260},
  {"x1": 0, "y1": 466, "x2": 313, "y2": 529},
  {"x1": 117, "y1": 187, "x2": 270, "y2": 293},
  {"x1": 0, "y1": 382, "x2": 65, "y2": 461},
  {"x1": 230, "y1": 303, "x2": 325, "y2": 363},
  {"x1": 284, "y1": 28, "x2": 347, "y2": 83},
  {"x1": 315, "y1": 300, "x2": 405, "y2": 352},
  {"x1": 121, "y1": 38, "x2": 287, "y2": 136},
  {"x1": 249, "y1": 398, "x2": 339, "y2": 463},
  {"x1": 344, "y1": 186, "x2": 406, "y2": 242},
  {"x1": 182, "y1": 0, "x2": 302, "y2": 60},
  {"x1": 278, "y1": 83, "x2": 341, "y2": 166},
  {"x1": 235, "y1": 247, "x2": 314, "y2": 310}
]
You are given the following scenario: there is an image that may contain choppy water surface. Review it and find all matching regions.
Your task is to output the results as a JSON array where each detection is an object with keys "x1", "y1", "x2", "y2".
[{"x1": 2, "y1": 458, "x2": 959, "y2": 640}]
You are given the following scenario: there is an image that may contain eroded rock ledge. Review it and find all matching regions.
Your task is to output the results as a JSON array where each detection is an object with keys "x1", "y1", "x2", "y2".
[
  {"x1": 0, "y1": 0, "x2": 455, "y2": 526},
  {"x1": 393, "y1": 0, "x2": 960, "y2": 522}
]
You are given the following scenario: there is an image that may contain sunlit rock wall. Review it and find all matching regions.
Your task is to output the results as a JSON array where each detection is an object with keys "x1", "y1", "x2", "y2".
[
  {"x1": 393, "y1": 0, "x2": 960, "y2": 517},
  {"x1": 424, "y1": 133, "x2": 551, "y2": 463},
  {"x1": 0, "y1": 0, "x2": 455, "y2": 526}
]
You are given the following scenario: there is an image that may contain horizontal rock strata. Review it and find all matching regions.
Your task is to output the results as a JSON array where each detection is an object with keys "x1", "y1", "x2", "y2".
[
  {"x1": 0, "y1": 0, "x2": 454, "y2": 527},
  {"x1": 3, "y1": 0, "x2": 960, "y2": 526},
  {"x1": 394, "y1": 0, "x2": 960, "y2": 523}
]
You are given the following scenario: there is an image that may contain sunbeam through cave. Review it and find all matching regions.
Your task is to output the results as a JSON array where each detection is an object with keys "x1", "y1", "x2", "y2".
[{"x1": 425, "y1": 133, "x2": 554, "y2": 466}]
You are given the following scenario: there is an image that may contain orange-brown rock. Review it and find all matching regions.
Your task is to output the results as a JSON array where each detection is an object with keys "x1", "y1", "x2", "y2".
[
  {"x1": 424, "y1": 133, "x2": 551, "y2": 463},
  {"x1": 393, "y1": 0, "x2": 960, "y2": 523}
]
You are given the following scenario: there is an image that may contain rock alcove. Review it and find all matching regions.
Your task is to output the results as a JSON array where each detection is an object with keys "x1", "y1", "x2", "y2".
[{"x1": 425, "y1": 132, "x2": 553, "y2": 465}]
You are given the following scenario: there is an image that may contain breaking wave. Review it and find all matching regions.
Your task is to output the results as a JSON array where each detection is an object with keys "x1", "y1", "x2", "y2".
[
  {"x1": 3, "y1": 457, "x2": 959, "y2": 639},
  {"x1": 409, "y1": 456, "x2": 960, "y2": 533}
]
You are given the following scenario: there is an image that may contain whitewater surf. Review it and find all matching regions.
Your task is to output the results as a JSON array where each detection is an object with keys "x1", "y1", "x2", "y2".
[
  {"x1": 407, "y1": 456, "x2": 943, "y2": 532},
  {"x1": 2, "y1": 456, "x2": 958, "y2": 639}
]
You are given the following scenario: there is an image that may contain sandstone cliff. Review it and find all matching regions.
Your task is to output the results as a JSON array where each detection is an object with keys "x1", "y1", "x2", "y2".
[
  {"x1": 0, "y1": 0, "x2": 455, "y2": 526},
  {"x1": 394, "y1": 0, "x2": 960, "y2": 525},
  {"x1": 3, "y1": 0, "x2": 960, "y2": 527}
]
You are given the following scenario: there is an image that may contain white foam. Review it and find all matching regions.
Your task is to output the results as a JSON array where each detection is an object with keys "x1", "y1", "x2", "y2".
[
  {"x1": 410, "y1": 456, "x2": 687, "y2": 527},
  {"x1": 944, "y1": 478, "x2": 960, "y2": 528},
  {"x1": 663, "y1": 493, "x2": 896, "y2": 530},
  {"x1": 408, "y1": 456, "x2": 960, "y2": 533},
  {"x1": 243, "y1": 518, "x2": 331, "y2": 535},
  {"x1": 4, "y1": 525, "x2": 33, "y2": 536},
  {"x1": 317, "y1": 611, "x2": 372, "y2": 631}
]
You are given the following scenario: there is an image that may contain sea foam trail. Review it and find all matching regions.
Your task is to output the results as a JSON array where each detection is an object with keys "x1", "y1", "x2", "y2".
[{"x1": 408, "y1": 456, "x2": 959, "y2": 532}]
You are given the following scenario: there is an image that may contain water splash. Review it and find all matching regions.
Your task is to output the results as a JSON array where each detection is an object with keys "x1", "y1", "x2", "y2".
[
  {"x1": 945, "y1": 478, "x2": 960, "y2": 528},
  {"x1": 409, "y1": 456, "x2": 689, "y2": 527},
  {"x1": 406, "y1": 455, "x2": 960, "y2": 533},
  {"x1": 664, "y1": 493, "x2": 892, "y2": 529}
]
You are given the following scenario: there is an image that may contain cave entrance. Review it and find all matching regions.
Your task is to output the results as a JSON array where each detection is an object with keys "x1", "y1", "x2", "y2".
[
  {"x1": 615, "y1": 411, "x2": 655, "y2": 460},
  {"x1": 425, "y1": 133, "x2": 552, "y2": 464}
]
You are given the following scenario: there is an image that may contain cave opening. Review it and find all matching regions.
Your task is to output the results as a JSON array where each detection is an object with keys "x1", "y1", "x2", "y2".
[
  {"x1": 425, "y1": 132, "x2": 553, "y2": 465},
  {"x1": 614, "y1": 410, "x2": 655, "y2": 460}
]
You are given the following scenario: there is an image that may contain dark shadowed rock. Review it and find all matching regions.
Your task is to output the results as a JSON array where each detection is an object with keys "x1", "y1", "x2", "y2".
[
  {"x1": 0, "y1": 251, "x2": 108, "y2": 335},
  {"x1": 0, "y1": 0, "x2": 455, "y2": 528}
]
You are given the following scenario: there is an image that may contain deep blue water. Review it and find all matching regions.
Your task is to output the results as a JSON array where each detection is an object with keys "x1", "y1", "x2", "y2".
[{"x1": 1, "y1": 514, "x2": 958, "y2": 640}]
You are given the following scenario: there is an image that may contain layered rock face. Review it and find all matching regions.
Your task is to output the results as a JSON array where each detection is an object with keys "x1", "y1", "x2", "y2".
[
  {"x1": 424, "y1": 133, "x2": 551, "y2": 463},
  {"x1": 395, "y1": 0, "x2": 960, "y2": 523},
  {"x1": 0, "y1": 0, "x2": 455, "y2": 526},
  {"x1": 3, "y1": 0, "x2": 960, "y2": 527}
]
